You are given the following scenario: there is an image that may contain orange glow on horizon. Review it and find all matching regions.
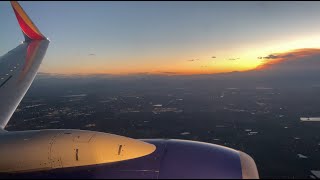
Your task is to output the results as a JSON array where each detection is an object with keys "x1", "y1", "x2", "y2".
[
  {"x1": 43, "y1": 47, "x2": 320, "y2": 76},
  {"x1": 41, "y1": 60, "x2": 256, "y2": 76},
  {"x1": 41, "y1": 53, "x2": 262, "y2": 76}
]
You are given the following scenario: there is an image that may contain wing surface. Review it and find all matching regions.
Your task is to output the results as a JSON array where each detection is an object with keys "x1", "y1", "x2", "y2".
[{"x1": 0, "y1": 1, "x2": 49, "y2": 129}]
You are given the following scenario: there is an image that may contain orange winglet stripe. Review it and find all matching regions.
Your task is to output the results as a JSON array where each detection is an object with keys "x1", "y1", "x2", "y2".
[
  {"x1": 11, "y1": 1, "x2": 41, "y2": 34},
  {"x1": 13, "y1": 8, "x2": 44, "y2": 40},
  {"x1": 11, "y1": 1, "x2": 45, "y2": 40}
]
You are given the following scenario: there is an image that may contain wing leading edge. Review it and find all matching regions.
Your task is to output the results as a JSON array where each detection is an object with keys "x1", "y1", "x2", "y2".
[{"x1": 0, "y1": 1, "x2": 49, "y2": 129}]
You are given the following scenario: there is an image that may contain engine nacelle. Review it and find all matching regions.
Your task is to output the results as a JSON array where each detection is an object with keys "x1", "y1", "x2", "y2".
[
  {"x1": 82, "y1": 139, "x2": 259, "y2": 179},
  {"x1": 0, "y1": 134, "x2": 259, "y2": 179},
  {"x1": 0, "y1": 129, "x2": 156, "y2": 173},
  {"x1": 144, "y1": 139, "x2": 259, "y2": 179}
]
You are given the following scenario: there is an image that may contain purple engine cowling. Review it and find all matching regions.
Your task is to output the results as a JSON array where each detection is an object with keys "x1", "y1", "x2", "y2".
[{"x1": 1, "y1": 139, "x2": 259, "y2": 179}]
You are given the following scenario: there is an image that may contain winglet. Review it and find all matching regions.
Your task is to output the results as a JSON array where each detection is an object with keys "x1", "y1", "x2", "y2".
[{"x1": 10, "y1": 1, "x2": 46, "y2": 42}]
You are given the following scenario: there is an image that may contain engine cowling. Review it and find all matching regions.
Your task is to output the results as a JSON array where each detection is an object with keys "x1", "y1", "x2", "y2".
[
  {"x1": 0, "y1": 135, "x2": 259, "y2": 179},
  {"x1": 0, "y1": 129, "x2": 156, "y2": 173},
  {"x1": 145, "y1": 139, "x2": 259, "y2": 179},
  {"x1": 86, "y1": 139, "x2": 259, "y2": 179}
]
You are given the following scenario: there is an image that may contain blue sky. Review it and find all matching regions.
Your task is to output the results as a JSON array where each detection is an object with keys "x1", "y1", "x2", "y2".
[{"x1": 2, "y1": 1, "x2": 320, "y2": 75}]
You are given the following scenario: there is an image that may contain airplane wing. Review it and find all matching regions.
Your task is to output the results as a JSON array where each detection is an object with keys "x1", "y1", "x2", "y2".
[{"x1": 0, "y1": 1, "x2": 49, "y2": 129}]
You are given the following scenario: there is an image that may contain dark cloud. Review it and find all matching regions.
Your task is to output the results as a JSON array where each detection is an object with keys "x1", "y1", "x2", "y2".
[
  {"x1": 259, "y1": 54, "x2": 295, "y2": 60},
  {"x1": 187, "y1": 58, "x2": 200, "y2": 62},
  {"x1": 256, "y1": 48, "x2": 320, "y2": 71},
  {"x1": 262, "y1": 54, "x2": 278, "y2": 60},
  {"x1": 212, "y1": 56, "x2": 216, "y2": 58},
  {"x1": 129, "y1": 72, "x2": 151, "y2": 76},
  {"x1": 160, "y1": 71, "x2": 178, "y2": 75},
  {"x1": 89, "y1": 53, "x2": 96, "y2": 56}
]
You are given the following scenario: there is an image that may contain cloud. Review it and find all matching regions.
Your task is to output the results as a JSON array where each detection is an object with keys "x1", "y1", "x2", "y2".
[
  {"x1": 187, "y1": 58, "x2": 199, "y2": 62},
  {"x1": 212, "y1": 56, "x2": 216, "y2": 58},
  {"x1": 159, "y1": 71, "x2": 178, "y2": 75},
  {"x1": 258, "y1": 54, "x2": 295, "y2": 60},
  {"x1": 89, "y1": 53, "x2": 96, "y2": 56},
  {"x1": 262, "y1": 54, "x2": 278, "y2": 59},
  {"x1": 127, "y1": 72, "x2": 152, "y2": 76},
  {"x1": 227, "y1": 57, "x2": 240, "y2": 61},
  {"x1": 256, "y1": 48, "x2": 320, "y2": 71}
]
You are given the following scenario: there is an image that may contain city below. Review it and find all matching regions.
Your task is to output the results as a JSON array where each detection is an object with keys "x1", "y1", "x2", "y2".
[{"x1": 6, "y1": 74, "x2": 320, "y2": 179}]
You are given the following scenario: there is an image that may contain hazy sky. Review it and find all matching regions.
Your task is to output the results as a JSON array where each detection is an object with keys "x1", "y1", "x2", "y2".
[{"x1": 2, "y1": 1, "x2": 320, "y2": 75}]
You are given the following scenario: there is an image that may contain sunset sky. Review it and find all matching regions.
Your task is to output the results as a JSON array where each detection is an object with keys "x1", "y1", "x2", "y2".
[{"x1": 1, "y1": 1, "x2": 320, "y2": 75}]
